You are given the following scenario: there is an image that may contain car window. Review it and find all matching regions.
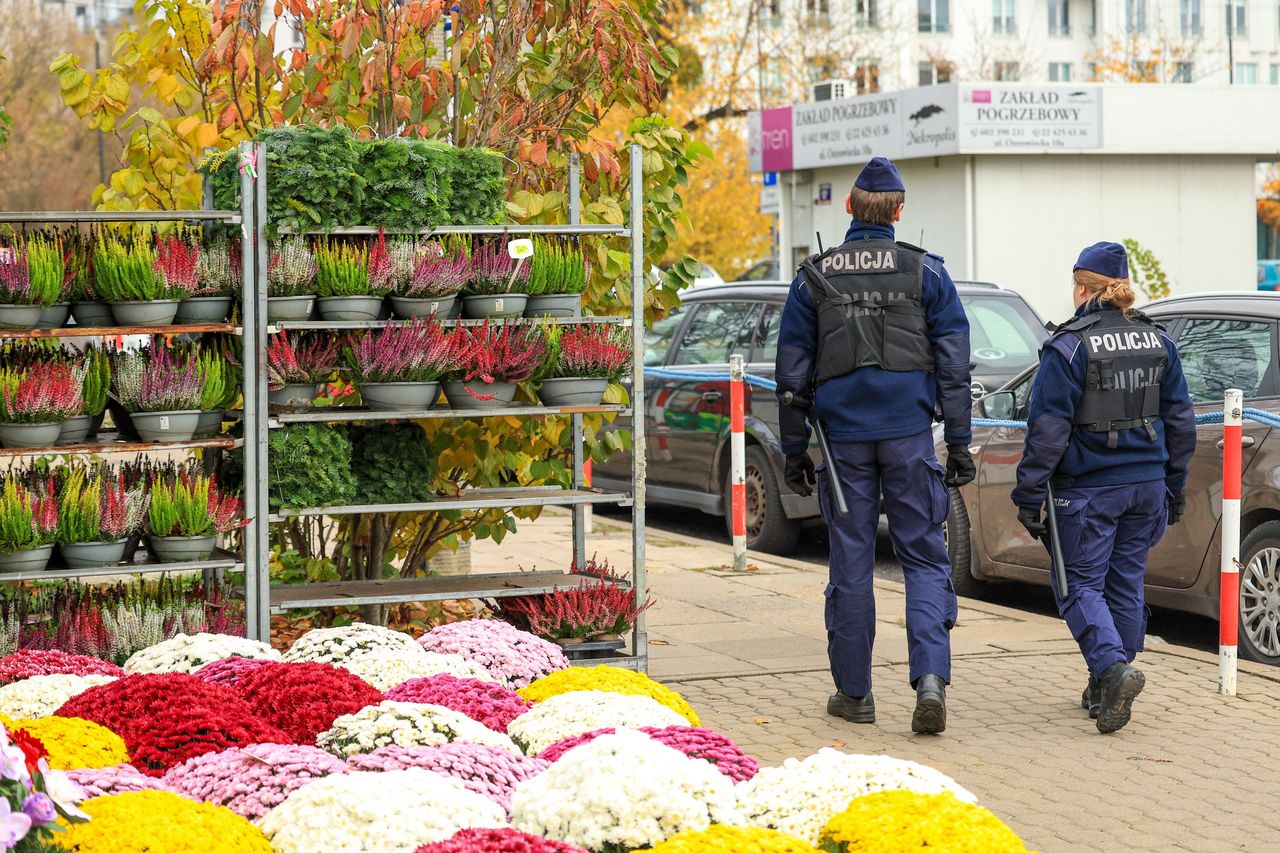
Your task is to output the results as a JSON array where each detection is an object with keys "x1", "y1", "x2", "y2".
[
  {"x1": 740, "y1": 261, "x2": 778, "y2": 282},
  {"x1": 1175, "y1": 318, "x2": 1275, "y2": 403},
  {"x1": 753, "y1": 305, "x2": 782, "y2": 364},
  {"x1": 963, "y1": 295, "x2": 1047, "y2": 372},
  {"x1": 642, "y1": 307, "x2": 686, "y2": 367},
  {"x1": 673, "y1": 302, "x2": 761, "y2": 365}
]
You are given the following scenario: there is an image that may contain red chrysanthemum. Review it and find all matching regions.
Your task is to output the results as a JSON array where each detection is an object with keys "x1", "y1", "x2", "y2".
[
  {"x1": 384, "y1": 674, "x2": 531, "y2": 732},
  {"x1": 416, "y1": 828, "x2": 589, "y2": 853},
  {"x1": 230, "y1": 661, "x2": 383, "y2": 744},
  {"x1": 537, "y1": 725, "x2": 759, "y2": 783},
  {"x1": 9, "y1": 728, "x2": 48, "y2": 776},
  {"x1": 193, "y1": 656, "x2": 269, "y2": 686},
  {"x1": 0, "y1": 649, "x2": 125, "y2": 685}
]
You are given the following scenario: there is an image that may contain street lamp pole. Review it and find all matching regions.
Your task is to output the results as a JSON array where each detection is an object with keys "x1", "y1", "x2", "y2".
[
  {"x1": 1226, "y1": 1, "x2": 1235, "y2": 84},
  {"x1": 94, "y1": 0, "x2": 106, "y2": 186}
]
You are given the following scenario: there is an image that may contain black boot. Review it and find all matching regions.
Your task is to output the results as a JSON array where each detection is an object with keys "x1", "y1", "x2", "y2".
[
  {"x1": 826, "y1": 691, "x2": 875, "y2": 723},
  {"x1": 911, "y1": 674, "x2": 946, "y2": 734},
  {"x1": 1096, "y1": 662, "x2": 1145, "y2": 734},
  {"x1": 1080, "y1": 675, "x2": 1100, "y2": 719}
]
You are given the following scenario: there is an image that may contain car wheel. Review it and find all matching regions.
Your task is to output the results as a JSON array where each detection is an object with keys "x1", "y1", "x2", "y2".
[
  {"x1": 944, "y1": 486, "x2": 985, "y2": 598},
  {"x1": 723, "y1": 445, "x2": 800, "y2": 556},
  {"x1": 1238, "y1": 521, "x2": 1280, "y2": 665}
]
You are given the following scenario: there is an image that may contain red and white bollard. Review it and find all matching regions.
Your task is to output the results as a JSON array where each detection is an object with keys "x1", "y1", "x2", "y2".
[
  {"x1": 1219, "y1": 388, "x2": 1243, "y2": 696},
  {"x1": 729, "y1": 355, "x2": 747, "y2": 572}
]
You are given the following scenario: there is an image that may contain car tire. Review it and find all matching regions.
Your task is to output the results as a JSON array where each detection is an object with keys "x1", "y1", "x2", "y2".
[
  {"x1": 724, "y1": 445, "x2": 800, "y2": 556},
  {"x1": 944, "y1": 486, "x2": 985, "y2": 598},
  {"x1": 1237, "y1": 520, "x2": 1280, "y2": 665}
]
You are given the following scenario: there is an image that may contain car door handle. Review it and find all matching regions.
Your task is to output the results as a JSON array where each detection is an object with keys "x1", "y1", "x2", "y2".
[
  {"x1": 701, "y1": 390, "x2": 722, "y2": 403},
  {"x1": 1217, "y1": 436, "x2": 1256, "y2": 450}
]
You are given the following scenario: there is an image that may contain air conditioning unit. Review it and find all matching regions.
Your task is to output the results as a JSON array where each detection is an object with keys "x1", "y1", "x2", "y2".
[{"x1": 812, "y1": 79, "x2": 853, "y2": 102}]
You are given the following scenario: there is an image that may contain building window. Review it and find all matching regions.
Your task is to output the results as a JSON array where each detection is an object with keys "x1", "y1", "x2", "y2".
[
  {"x1": 993, "y1": 0, "x2": 1015, "y2": 34},
  {"x1": 918, "y1": 0, "x2": 950, "y2": 33},
  {"x1": 1125, "y1": 0, "x2": 1146, "y2": 33},
  {"x1": 994, "y1": 61, "x2": 1020, "y2": 81},
  {"x1": 1172, "y1": 62, "x2": 1194, "y2": 82},
  {"x1": 1086, "y1": 62, "x2": 1099, "y2": 81},
  {"x1": 1235, "y1": 62, "x2": 1258, "y2": 84},
  {"x1": 805, "y1": 0, "x2": 830, "y2": 15},
  {"x1": 918, "y1": 60, "x2": 952, "y2": 85},
  {"x1": 1089, "y1": 0, "x2": 1098, "y2": 35},
  {"x1": 855, "y1": 0, "x2": 878, "y2": 29},
  {"x1": 1272, "y1": 64, "x2": 1280, "y2": 85},
  {"x1": 1048, "y1": 0, "x2": 1070, "y2": 35},
  {"x1": 855, "y1": 60, "x2": 880, "y2": 94},
  {"x1": 1179, "y1": 0, "x2": 1202, "y2": 34},
  {"x1": 1227, "y1": 0, "x2": 1246, "y2": 34},
  {"x1": 1048, "y1": 62, "x2": 1072, "y2": 82}
]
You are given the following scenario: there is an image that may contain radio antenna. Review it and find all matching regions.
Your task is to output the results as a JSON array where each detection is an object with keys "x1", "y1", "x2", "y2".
[{"x1": 816, "y1": 231, "x2": 824, "y2": 253}]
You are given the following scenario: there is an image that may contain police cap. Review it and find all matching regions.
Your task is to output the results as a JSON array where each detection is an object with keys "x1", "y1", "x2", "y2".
[
  {"x1": 1073, "y1": 242, "x2": 1130, "y2": 279},
  {"x1": 854, "y1": 157, "x2": 906, "y2": 193}
]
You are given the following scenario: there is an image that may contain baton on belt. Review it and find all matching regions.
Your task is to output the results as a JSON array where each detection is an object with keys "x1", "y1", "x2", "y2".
[
  {"x1": 781, "y1": 391, "x2": 848, "y2": 516},
  {"x1": 1044, "y1": 482, "x2": 1069, "y2": 601}
]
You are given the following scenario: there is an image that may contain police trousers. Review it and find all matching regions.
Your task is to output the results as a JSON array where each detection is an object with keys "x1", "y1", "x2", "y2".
[
  {"x1": 1049, "y1": 481, "x2": 1168, "y2": 677},
  {"x1": 818, "y1": 429, "x2": 957, "y2": 698}
]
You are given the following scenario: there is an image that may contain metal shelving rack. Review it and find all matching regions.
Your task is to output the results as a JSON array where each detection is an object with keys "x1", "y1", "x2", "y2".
[
  {"x1": 242, "y1": 145, "x2": 649, "y2": 670},
  {"x1": 0, "y1": 143, "x2": 263, "y2": 612}
]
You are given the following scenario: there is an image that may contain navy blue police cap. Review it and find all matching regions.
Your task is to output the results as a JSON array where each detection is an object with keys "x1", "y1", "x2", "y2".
[
  {"x1": 1073, "y1": 242, "x2": 1129, "y2": 279},
  {"x1": 854, "y1": 157, "x2": 905, "y2": 193}
]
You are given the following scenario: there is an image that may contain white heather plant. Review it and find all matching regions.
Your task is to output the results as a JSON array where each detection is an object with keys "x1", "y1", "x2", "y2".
[
  {"x1": 505, "y1": 690, "x2": 688, "y2": 755},
  {"x1": 316, "y1": 700, "x2": 521, "y2": 759},
  {"x1": 0, "y1": 673, "x2": 117, "y2": 719},
  {"x1": 268, "y1": 237, "x2": 318, "y2": 297},
  {"x1": 122, "y1": 632, "x2": 280, "y2": 675}
]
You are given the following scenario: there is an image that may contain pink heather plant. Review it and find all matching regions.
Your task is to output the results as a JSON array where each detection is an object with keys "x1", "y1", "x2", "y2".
[
  {"x1": 346, "y1": 317, "x2": 454, "y2": 383},
  {"x1": 0, "y1": 363, "x2": 82, "y2": 424},
  {"x1": 446, "y1": 321, "x2": 547, "y2": 387},
  {"x1": 112, "y1": 346, "x2": 203, "y2": 413},
  {"x1": 464, "y1": 241, "x2": 524, "y2": 296},
  {"x1": 267, "y1": 332, "x2": 341, "y2": 389},
  {"x1": 384, "y1": 674, "x2": 532, "y2": 732},
  {"x1": 417, "y1": 620, "x2": 568, "y2": 689},
  {"x1": 404, "y1": 247, "x2": 470, "y2": 299},
  {"x1": 64, "y1": 764, "x2": 173, "y2": 799},
  {"x1": 0, "y1": 650, "x2": 125, "y2": 685},
  {"x1": 154, "y1": 234, "x2": 203, "y2": 297},
  {"x1": 192, "y1": 656, "x2": 269, "y2": 686},
  {"x1": 537, "y1": 725, "x2": 759, "y2": 783},
  {"x1": 346, "y1": 743, "x2": 548, "y2": 812},
  {"x1": 0, "y1": 246, "x2": 33, "y2": 304},
  {"x1": 162, "y1": 743, "x2": 349, "y2": 821}
]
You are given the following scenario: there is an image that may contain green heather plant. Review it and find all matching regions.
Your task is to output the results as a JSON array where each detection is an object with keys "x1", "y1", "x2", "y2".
[
  {"x1": 56, "y1": 466, "x2": 148, "y2": 545},
  {"x1": 80, "y1": 346, "x2": 111, "y2": 417},
  {"x1": 195, "y1": 349, "x2": 232, "y2": 412},
  {"x1": 95, "y1": 232, "x2": 183, "y2": 302},
  {"x1": 147, "y1": 469, "x2": 243, "y2": 538},
  {"x1": 0, "y1": 477, "x2": 56, "y2": 553},
  {"x1": 314, "y1": 241, "x2": 381, "y2": 297},
  {"x1": 26, "y1": 234, "x2": 67, "y2": 306},
  {"x1": 64, "y1": 231, "x2": 95, "y2": 302},
  {"x1": 528, "y1": 239, "x2": 586, "y2": 296}
]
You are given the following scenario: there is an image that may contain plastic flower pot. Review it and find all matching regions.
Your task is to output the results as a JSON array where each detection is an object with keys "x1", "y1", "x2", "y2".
[
  {"x1": 462, "y1": 294, "x2": 528, "y2": 320},
  {"x1": 537, "y1": 378, "x2": 608, "y2": 407},
  {"x1": 57, "y1": 414, "x2": 93, "y2": 446},
  {"x1": 524, "y1": 294, "x2": 582, "y2": 319},
  {"x1": 37, "y1": 303, "x2": 70, "y2": 329},
  {"x1": 130, "y1": 410, "x2": 200, "y2": 443},
  {"x1": 390, "y1": 294, "x2": 457, "y2": 320},
  {"x1": 108, "y1": 300, "x2": 180, "y2": 327},
  {"x1": 105, "y1": 401, "x2": 138, "y2": 441},
  {"x1": 148, "y1": 534, "x2": 216, "y2": 563},
  {"x1": 556, "y1": 636, "x2": 627, "y2": 662},
  {"x1": 59, "y1": 539, "x2": 128, "y2": 571},
  {"x1": 268, "y1": 384, "x2": 318, "y2": 408},
  {"x1": 442, "y1": 380, "x2": 517, "y2": 409},
  {"x1": 316, "y1": 296, "x2": 383, "y2": 321},
  {"x1": 192, "y1": 410, "x2": 224, "y2": 439},
  {"x1": 0, "y1": 545, "x2": 54, "y2": 574},
  {"x1": 0, "y1": 421, "x2": 64, "y2": 448},
  {"x1": 175, "y1": 296, "x2": 232, "y2": 324},
  {"x1": 70, "y1": 301, "x2": 114, "y2": 327},
  {"x1": 267, "y1": 295, "x2": 316, "y2": 322},
  {"x1": 0, "y1": 304, "x2": 42, "y2": 330},
  {"x1": 85, "y1": 411, "x2": 106, "y2": 441},
  {"x1": 358, "y1": 381, "x2": 440, "y2": 412}
]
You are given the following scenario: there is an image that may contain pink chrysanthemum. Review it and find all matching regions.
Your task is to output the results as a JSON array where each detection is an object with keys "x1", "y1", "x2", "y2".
[
  {"x1": 346, "y1": 742, "x2": 548, "y2": 812},
  {"x1": 384, "y1": 674, "x2": 530, "y2": 732},
  {"x1": 537, "y1": 726, "x2": 759, "y2": 783},
  {"x1": 163, "y1": 743, "x2": 349, "y2": 821}
]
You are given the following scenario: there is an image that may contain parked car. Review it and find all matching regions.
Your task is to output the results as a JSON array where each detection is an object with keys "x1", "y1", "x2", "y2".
[
  {"x1": 593, "y1": 280, "x2": 1049, "y2": 555},
  {"x1": 738, "y1": 258, "x2": 780, "y2": 282},
  {"x1": 940, "y1": 291, "x2": 1280, "y2": 664},
  {"x1": 1258, "y1": 260, "x2": 1280, "y2": 292}
]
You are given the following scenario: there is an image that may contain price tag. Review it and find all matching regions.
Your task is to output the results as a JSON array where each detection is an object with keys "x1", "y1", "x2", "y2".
[
  {"x1": 159, "y1": 416, "x2": 170, "y2": 430},
  {"x1": 429, "y1": 302, "x2": 439, "y2": 314},
  {"x1": 0, "y1": 248, "x2": 12, "y2": 264},
  {"x1": 494, "y1": 298, "x2": 504, "y2": 313}
]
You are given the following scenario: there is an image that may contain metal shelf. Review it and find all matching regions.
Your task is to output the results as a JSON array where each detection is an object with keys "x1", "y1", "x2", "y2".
[
  {"x1": 270, "y1": 404, "x2": 629, "y2": 426},
  {"x1": 262, "y1": 569, "x2": 619, "y2": 611},
  {"x1": 267, "y1": 316, "x2": 629, "y2": 333},
  {"x1": 269, "y1": 487, "x2": 632, "y2": 522},
  {"x1": 0, "y1": 434, "x2": 241, "y2": 458},
  {"x1": 0, "y1": 210, "x2": 242, "y2": 224},
  {"x1": 277, "y1": 224, "x2": 629, "y2": 237},
  {"x1": 0, "y1": 323, "x2": 238, "y2": 340},
  {"x1": 0, "y1": 552, "x2": 242, "y2": 583}
]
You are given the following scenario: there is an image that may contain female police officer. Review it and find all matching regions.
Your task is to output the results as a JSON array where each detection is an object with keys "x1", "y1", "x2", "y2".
[{"x1": 1012, "y1": 242, "x2": 1196, "y2": 734}]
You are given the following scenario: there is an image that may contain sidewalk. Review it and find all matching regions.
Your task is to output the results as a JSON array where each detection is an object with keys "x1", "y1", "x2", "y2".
[{"x1": 472, "y1": 510, "x2": 1280, "y2": 852}]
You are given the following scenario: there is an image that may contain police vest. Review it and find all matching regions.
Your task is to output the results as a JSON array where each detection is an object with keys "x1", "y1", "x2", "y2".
[
  {"x1": 1053, "y1": 309, "x2": 1167, "y2": 448},
  {"x1": 800, "y1": 239, "x2": 934, "y2": 385}
]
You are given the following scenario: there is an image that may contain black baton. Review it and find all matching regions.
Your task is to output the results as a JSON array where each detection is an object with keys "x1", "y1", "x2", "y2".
[
  {"x1": 781, "y1": 391, "x2": 848, "y2": 516},
  {"x1": 1044, "y1": 482, "x2": 1068, "y2": 600}
]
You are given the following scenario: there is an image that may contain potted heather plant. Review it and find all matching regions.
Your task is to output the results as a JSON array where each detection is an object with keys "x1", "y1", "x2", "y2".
[
  {"x1": 345, "y1": 318, "x2": 452, "y2": 411},
  {"x1": 267, "y1": 237, "x2": 317, "y2": 322},
  {"x1": 442, "y1": 320, "x2": 547, "y2": 409},
  {"x1": 315, "y1": 240, "x2": 385, "y2": 321},
  {"x1": 184, "y1": 235, "x2": 241, "y2": 324},
  {"x1": 0, "y1": 477, "x2": 57, "y2": 573},
  {"x1": 192, "y1": 349, "x2": 235, "y2": 438},
  {"x1": 56, "y1": 465, "x2": 148, "y2": 569},
  {"x1": 462, "y1": 241, "x2": 529, "y2": 319},
  {"x1": 537, "y1": 323, "x2": 631, "y2": 406},
  {"x1": 0, "y1": 362, "x2": 82, "y2": 448},
  {"x1": 94, "y1": 231, "x2": 186, "y2": 326},
  {"x1": 498, "y1": 571, "x2": 652, "y2": 657},
  {"x1": 392, "y1": 239, "x2": 469, "y2": 319},
  {"x1": 77, "y1": 345, "x2": 111, "y2": 442},
  {"x1": 0, "y1": 237, "x2": 61, "y2": 330},
  {"x1": 29, "y1": 234, "x2": 71, "y2": 329},
  {"x1": 524, "y1": 238, "x2": 586, "y2": 319},
  {"x1": 67, "y1": 231, "x2": 112, "y2": 327},
  {"x1": 161, "y1": 235, "x2": 226, "y2": 324},
  {"x1": 267, "y1": 331, "x2": 341, "y2": 408},
  {"x1": 146, "y1": 468, "x2": 244, "y2": 563},
  {"x1": 111, "y1": 346, "x2": 204, "y2": 442},
  {"x1": 58, "y1": 358, "x2": 95, "y2": 445}
]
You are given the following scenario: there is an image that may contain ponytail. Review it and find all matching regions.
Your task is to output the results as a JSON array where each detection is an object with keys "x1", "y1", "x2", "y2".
[{"x1": 1074, "y1": 269, "x2": 1136, "y2": 316}]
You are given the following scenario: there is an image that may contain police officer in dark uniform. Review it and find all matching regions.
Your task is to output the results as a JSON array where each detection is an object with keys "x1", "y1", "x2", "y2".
[
  {"x1": 1013, "y1": 242, "x2": 1196, "y2": 734},
  {"x1": 775, "y1": 157, "x2": 975, "y2": 734}
]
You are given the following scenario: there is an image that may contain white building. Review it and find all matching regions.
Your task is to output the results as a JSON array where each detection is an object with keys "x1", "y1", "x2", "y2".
[{"x1": 40, "y1": 0, "x2": 132, "y2": 31}]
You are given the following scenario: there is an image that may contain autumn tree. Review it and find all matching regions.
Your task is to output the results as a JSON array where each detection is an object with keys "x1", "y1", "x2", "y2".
[
  {"x1": 1258, "y1": 167, "x2": 1280, "y2": 258},
  {"x1": 1086, "y1": 34, "x2": 1200, "y2": 83}
]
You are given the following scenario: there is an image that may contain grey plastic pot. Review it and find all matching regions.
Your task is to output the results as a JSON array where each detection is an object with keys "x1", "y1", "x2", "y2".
[
  {"x1": 70, "y1": 301, "x2": 113, "y2": 327},
  {"x1": 192, "y1": 410, "x2": 224, "y2": 439},
  {"x1": 268, "y1": 384, "x2": 318, "y2": 408},
  {"x1": 524, "y1": 294, "x2": 582, "y2": 319},
  {"x1": 148, "y1": 534, "x2": 216, "y2": 563},
  {"x1": 442, "y1": 380, "x2": 517, "y2": 409},
  {"x1": 0, "y1": 421, "x2": 63, "y2": 449},
  {"x1": 0, "y1": 304, "x2": 42, "y2": 330},
  {"x1": 390, "y1": 294, "x2": 457, "y2": 319},
  {"x1": 462, "y1": 294, "x2": 527, "y2": 320},
  {"x1": 175, "y1": 296, "x2": 232, "y2": 324},
  {"x1": 108, "y1": 300, "x2": 180, "y2": 327},
  {"x1": 60, "y1": 539, "x2": 128, "y2": 571},
  {"x1": 267, "y1": 295, "x2": 316, "y2": 322},
  {"x1": 537, "y1": 377, "x2": 609, "y2": 407},
  {"x1": 58, "y1": 414, "x2": 93, "y2": 446},
  {"x1": 0, "y1": 545, "x2": 54, "y2": 574},
  {"x1": 358, "y1": 381, "x2": 439, "y2": 412},
  {"x1": 38, "y1": 303, "x2": 71, "y2": 329},
  {"x1": 317, "y1": 296, "x2": 383, "y2": 321},
  {"x1": 85, "y1": 411, "x2": 106, "y2": 441},
  {"x1": 130, "y1": 410, "x2": 200, "y2": 443}
]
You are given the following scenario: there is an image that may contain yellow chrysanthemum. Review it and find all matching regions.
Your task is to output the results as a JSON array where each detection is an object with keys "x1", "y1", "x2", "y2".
[
  {"x1": 518, "y1": 665, "x2": 700, "y2": 725},
  {"x1": 648, "y1": 825, "x2": 821, "y2": 852},
  {"x1": 820, "y1": 790, "x2": 1030, "y2": 852},
  {"x1": 6, "y1": 716, "x2": 128, "y2": 770},
  {"x1": 61, "y1": 791, "x2": 272, "y2": 852}
]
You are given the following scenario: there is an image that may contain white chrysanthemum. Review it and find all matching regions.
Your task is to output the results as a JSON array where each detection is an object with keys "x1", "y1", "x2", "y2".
[
  {"x1": 0, "y1": 673, "x2": 117, "y2": 719},
  {"x1": 283, "y1": 624, "x2": 424, "y2": 665},
  {"x1": 511, "y1": 729, "x2": 740, "y2": 851},
  {"x1": 506, "y1": 690, "x2": 688, "y2": 755},
  {"x1": 735, "y1": 748, "x2": 977, "y2": 843},
  {"x1": 122, "y1": 632, "x2": 280, "y2": 674},
  {"x1": 259, "y1": 768, "x2": 507, "y2": 852},
  {"x1": 336, "y1": 647, "x2": 493, "y2": 691},
  {"x1": 317, "y1": 701, "x2": 520, "y2": 759}
]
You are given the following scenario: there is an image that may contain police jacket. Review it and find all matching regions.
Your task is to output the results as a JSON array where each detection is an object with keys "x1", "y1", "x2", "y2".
[
  {"x1": 1011, "y1": 302, "x2": 1197, "y2": 509},
  {"x1": 775, "y1": 221, "x2": 973, "y2": 453}
]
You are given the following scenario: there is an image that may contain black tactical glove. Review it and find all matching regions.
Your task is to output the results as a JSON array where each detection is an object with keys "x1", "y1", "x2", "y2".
[
  {"x1": 1018, "y1": 505, "x2": 1047, "y2": 540},
  {"x1": 784, "y1": 453, "x2": 816, "y2": 497},
  {"x1": 944, "y1": 444, "x2": 976, "y2": 488},
  {"x1": 1167, "y1": 490, "x2": 1186, "y2": 526}
]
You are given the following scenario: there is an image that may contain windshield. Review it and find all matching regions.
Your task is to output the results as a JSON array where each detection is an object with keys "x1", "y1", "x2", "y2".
[{"x1": 962, "y1": 294, "x2": 1047, "y2": 373}]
